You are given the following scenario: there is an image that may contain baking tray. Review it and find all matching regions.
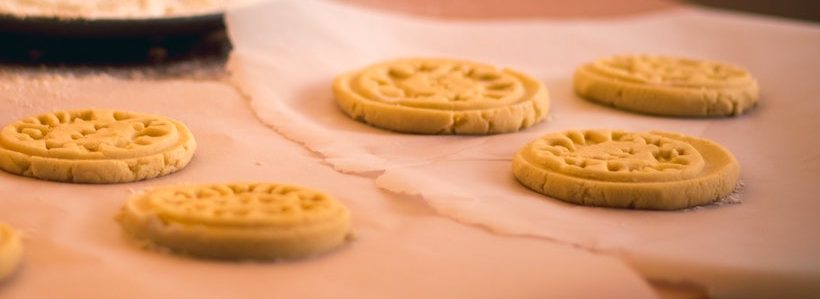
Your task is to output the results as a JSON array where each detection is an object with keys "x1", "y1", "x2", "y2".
[
  {"x1": 0, "y1": 12, "x2": 224, "y2": 38},
  {"x1": 0, "y1": 12, "x2": 227, "y2": 65}
]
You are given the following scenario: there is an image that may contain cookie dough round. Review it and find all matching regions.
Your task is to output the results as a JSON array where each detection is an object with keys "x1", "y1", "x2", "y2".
[
  {"x1": 0, "y1": 109, "x2": 196, "y2": 183},
  {"x1": 512, "y1": 129, "x2": 740, "y2": 210},
  {"x1": 0, "y1": 223, "x2": 23, "y2": 282},
  {"x1": 117, "y1": 183, "x2": 352, "y2": 260},
  {"x1": 333, "y1": 58, "x2": 550, "y2": 134},
  {"x1": 573, "y1": 55, "x2": 758, "y2": 117}
]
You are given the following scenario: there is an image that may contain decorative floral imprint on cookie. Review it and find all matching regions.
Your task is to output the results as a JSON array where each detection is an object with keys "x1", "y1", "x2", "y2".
[
  {"x1": 144, "y1": 183, "x2": 344, "y2": 227},
  {"x1": 0, "y1": 109, "x2": 196, "y2": 183},
  {"x1": 118, "y1": 183, "x2": 352, "y2": 260},
  {"x1": 529, "y1": 130, "x2": 705, "y2": 182},
  {"x1": 333, "y1": 58, "x2": 550, "y2": 134},
  {"x1": 590, "y1": 55, "x2": 753, "y2": 87},
  {"x1": 574, "y1": 55, "x2": 759, "y2": 117},
  {"x1": 359, "y1": 60, "x2": 525, "y2": 109},
  {"x1": 5, "y1": 110, "x2": 177, "y2": 158},
  {"x1": 513, "y1": 129, "x2": 741, "y2": 210}
]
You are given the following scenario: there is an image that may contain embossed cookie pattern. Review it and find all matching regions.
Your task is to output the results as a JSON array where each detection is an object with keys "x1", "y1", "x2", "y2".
[
  {"x1": 574, "y1": 55, "x2": 758, "y2": 116},
  {"x1": 117, "y1": 183, "x2": 352, "y2": 260},
  {"x1": 333, "y1": 58, "x2": 550, "y2": 134},
  {"x1": 0, "y1": 109, "x2": 196, "y2": 183},
  {"x1": 513, "y1": 129, "x2": 740, "y2": 210}
]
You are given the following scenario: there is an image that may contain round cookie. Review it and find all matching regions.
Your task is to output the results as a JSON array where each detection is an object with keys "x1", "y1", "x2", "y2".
[
  {"x1": 333, "y1": 58, "x2": 550, "y2": 134},
  {"x1": 512, "y1": 129, "x2": 740, "y2": 210},
  {"x1": 117, "y1": 183, "x2": 352, "y2": 260},
  {"x1": 573, "y1": 55, "x2": 758, "y2": 117},
  {"x1": 0, "y1": 223, "x2": 23, "y2": 282},
  {"x1": 0, "y1": 109, "x2": 196, "y2": 183}
]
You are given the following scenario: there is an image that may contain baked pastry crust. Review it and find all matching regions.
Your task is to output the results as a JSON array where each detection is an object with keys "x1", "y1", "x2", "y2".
[
  {"x1": 513, "y1": 129, "x2": 740, "y2": 210},
  {"x1": 0, "y1": 109, "x2": 196, "y2": 183},
  {"x1": 574, "y1": 55, "x2": 758, "y2": 117},
  {"x1": 333, "y1": 58, "x2": 550, "y2": 134},
  {"x1": 117, "y1": 183, "x2": 352, "y2": 260}
]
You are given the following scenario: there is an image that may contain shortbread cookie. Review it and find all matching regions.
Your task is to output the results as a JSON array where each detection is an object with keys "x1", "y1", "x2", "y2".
[
  {"x1": 333, "y1": 58, "x2": 550, "y2": 134},
  {"x1": 512, "y1": 129, "x2": 740, "y2": 210},
  {"x1": 0, "y1": 223, "x2": 23, "y2": 282},
  {"x1": 117, "y1": 183, "x2": 352, "y2": 260},
  {"x1": 0, "y1": 109, "x2": 196, "y2": 183},
  {"x1": 574, "y1": 55, "x2": 758, "y2": 116}
]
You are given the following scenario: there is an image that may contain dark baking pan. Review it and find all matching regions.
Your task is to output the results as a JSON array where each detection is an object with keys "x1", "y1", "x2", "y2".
[
  {"x1": 0, "y1": 12, "x2": 224, "y2": 38},
  {"x1": 0, "y1": 12, "x2": 227, "y2": 65}
]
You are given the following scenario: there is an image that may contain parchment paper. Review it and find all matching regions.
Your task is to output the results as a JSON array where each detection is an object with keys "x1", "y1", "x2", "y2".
[
  {"x1": 227, "y1": 1, "x2": 820, "y2": 298},
  {"x1": 0, "y1": 73, "x2": 656, "y2": 298}
]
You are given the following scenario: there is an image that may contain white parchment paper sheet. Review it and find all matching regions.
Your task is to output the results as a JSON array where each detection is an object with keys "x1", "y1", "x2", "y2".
[
  {"x1": 0, "y1": 74, "x2": 656, "y2": 299},
  {"x1": 227, "y1": 1, "x2": 820, "y2": 297}
]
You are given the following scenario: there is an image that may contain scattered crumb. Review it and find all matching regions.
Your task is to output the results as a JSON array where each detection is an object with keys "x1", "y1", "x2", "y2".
[{"x1": 686, "y1": 180, "x2": 745, "y2": 211}]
